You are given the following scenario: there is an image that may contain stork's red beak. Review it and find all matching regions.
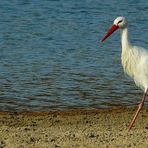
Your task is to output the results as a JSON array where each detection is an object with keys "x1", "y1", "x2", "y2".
[{"x1": 101, "y1": 25, "x2": 119, "y2": 42}]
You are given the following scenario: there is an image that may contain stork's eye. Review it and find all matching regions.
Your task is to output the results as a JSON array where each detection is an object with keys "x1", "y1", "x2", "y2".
[{"x1": 118, "y1": 20, "x2": 122, "y2": 24}]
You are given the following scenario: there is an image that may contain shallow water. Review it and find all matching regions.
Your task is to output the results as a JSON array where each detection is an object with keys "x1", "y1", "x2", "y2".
[{"x1": 0, "y1": 0, "x2": 148, "y2": 111}]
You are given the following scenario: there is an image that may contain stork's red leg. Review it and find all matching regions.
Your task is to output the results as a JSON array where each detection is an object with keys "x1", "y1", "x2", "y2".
[{"x1": 128, "y1": 89, "x2": 148, "y2": 130}]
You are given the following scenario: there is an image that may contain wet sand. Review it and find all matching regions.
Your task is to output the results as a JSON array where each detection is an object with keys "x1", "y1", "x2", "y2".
[{"x1": 0, "y1": 107, "x2": 148, "y2": 148}]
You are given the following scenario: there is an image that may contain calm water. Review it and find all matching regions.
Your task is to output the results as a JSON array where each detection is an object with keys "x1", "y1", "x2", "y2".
[{"x1": 0, "y1": 0, "x2": 148, "y2": 111}]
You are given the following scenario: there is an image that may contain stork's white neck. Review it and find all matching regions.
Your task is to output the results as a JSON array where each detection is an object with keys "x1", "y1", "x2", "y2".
[
  {"x1": 121, "y1": 27, "x2": 134, "y2": 78},
  {"x1": 121, "y1": 28, "x2": 131, "y2": 51}
]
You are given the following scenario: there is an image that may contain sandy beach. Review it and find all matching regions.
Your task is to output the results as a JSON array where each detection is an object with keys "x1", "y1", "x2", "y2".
[{"x1": 0, "y1": 107, "x2": 148, "y2": 148}]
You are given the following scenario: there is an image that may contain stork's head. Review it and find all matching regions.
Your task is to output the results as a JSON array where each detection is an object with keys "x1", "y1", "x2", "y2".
[
  {"x1": 114, "y1": 17, "x2": 128, "y2": 29},
  {"x1": 101, "y1": 17, "x2": 128, "y2": 42}
]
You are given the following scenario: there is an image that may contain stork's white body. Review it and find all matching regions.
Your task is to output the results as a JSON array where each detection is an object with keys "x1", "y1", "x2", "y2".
[
  {"x1": 101, "y1": 17, "x2": 148, "y2": 130},
  {"x1": 121, "y1": 28, "x2": 148, "y2": 91}
]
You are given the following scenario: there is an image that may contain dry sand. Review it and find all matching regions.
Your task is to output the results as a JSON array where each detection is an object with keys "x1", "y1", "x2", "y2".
[{"x1": 0, "y1": 107, "x2": 148, "y2": 148}]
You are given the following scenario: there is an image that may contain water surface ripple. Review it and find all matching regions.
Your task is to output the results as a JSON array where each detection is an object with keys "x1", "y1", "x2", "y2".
[{"x1": 0, "y1": 0, "x2": 148, "y2": 111}]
